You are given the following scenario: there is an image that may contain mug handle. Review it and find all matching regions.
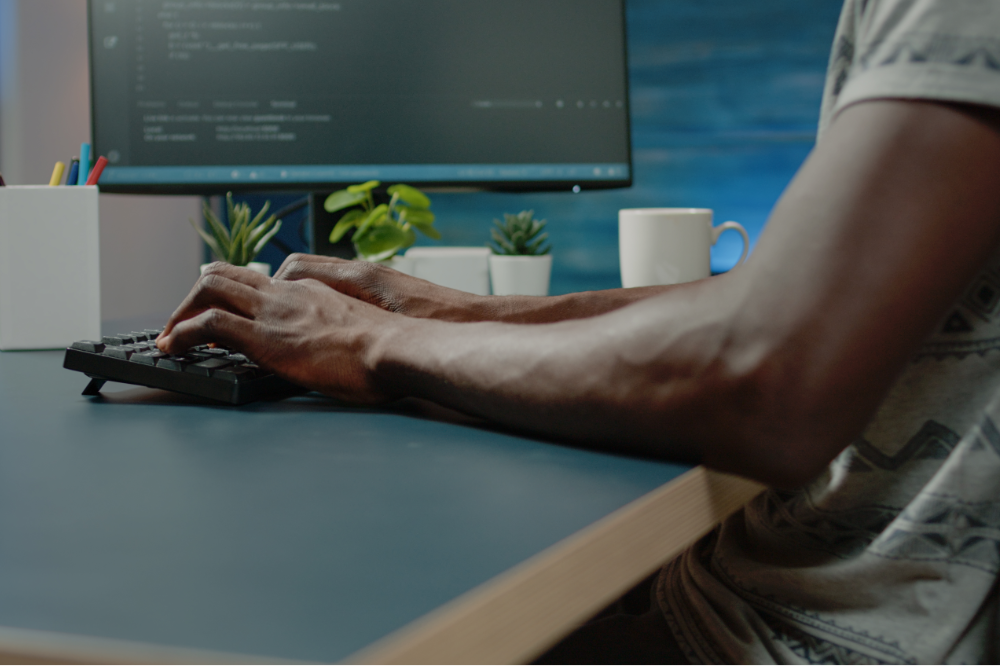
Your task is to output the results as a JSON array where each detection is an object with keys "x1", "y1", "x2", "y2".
[{"x1": 711, "y1": 221, "x2": 750, "y2": 267}]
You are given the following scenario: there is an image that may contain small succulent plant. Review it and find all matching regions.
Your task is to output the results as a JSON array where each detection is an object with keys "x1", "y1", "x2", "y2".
[
  {"x1": 190, "y1": 193, "x2": 282, "y2": 266},
  {"x1": 488, "y1": 210, "x2": 550, "y2": 256},
  {"x1": 325, "y1": 180, "x2": 440, "y2": 262}
]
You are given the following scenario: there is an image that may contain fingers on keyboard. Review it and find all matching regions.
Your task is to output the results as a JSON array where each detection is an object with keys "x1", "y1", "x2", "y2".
[
  {"x1": 67, "y1": 326, "x2": 292, "y2": 404},
  {"x1": 71, "y1": 328, "x2": 262, "y2": 383}
]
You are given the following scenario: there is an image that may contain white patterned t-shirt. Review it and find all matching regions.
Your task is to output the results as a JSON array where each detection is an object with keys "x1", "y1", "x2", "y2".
[{"x1": 657, "y1": 0, "x2": 1000, "y2": 663}]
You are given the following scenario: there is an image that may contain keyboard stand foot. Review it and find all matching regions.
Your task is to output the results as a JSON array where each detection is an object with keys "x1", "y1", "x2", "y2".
[{"x1": 82, "y1": 378, "x2": 107, "y2": 396}]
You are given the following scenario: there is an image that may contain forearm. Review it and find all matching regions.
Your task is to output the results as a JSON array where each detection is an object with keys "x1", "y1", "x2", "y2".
[
  {"x1": 370, "y1": 275, "x2": 802, "y2": 485},
  {"x1": 448, "y1": 284, "x2": 680, "y2": 323}
]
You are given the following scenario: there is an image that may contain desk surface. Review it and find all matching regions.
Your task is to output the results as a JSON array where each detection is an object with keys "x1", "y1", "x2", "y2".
[{"x1": 0, "y1": 348, "x2": 761, "y2": 663}]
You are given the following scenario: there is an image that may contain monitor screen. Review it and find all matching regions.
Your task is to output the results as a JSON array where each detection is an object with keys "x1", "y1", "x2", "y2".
[{"x1": 88, "y1": 0, "x2": 632, "y2": 194}]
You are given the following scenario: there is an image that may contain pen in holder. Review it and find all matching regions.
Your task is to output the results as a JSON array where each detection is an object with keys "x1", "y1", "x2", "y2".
[{"x1": 0, "y1": 186, "x2": 101, "y2": 350}]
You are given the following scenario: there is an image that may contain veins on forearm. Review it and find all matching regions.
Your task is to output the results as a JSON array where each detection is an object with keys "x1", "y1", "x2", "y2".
[
  {"x1": 375, "y1": 289, "x2": 731, "y2": 454},
  {"x1": 455, "y1": 284, "x2": 680, "y2": 324}
]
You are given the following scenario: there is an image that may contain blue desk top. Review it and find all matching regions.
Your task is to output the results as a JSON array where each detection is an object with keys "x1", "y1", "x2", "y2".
[{"x1": 0, "y1": 350, "x2": 690, "y2": 662}]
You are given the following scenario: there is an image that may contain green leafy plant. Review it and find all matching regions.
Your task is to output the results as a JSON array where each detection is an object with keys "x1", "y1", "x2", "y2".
[
  {"x1": 325, "y1": 180, "x2": 440, "y2": 262},
  {"x1": 488, "y1": 210, "x2": 551, "y2": 256},
  {"x1": 190, "y1": 193, "x2": 282, "y2": 266}
]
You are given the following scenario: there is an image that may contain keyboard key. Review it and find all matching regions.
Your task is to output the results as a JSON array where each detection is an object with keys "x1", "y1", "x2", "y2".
[
  {"x1": 103, "y1": 334, "x2": 135, "y2": 346},
  {"x1": 156, "y1": 356, "x2": 192, "y2": 371},
  {"x1": 103, "y1": 345, "x2": 133, "y2": 360},
  {"x1": 131, "y1": 351, "x2": 166, "y2": 366},
  {"x1": 71, "y1": 340, "x2": 105, "y2": 353},
  {"x1": 143, "y1": 329, "x2": 163, "y2": 338},
  {"x1": 185, "y1": 357, "x2": 235, "y2": 377},
  {"x1": 213, "y1": 365, "x2": 258, "y2": 383},
  {"x1": 225, "y1": 353, "x2": 248, "y2": 363},
  {"x1": 130, "y1": 332, "x2": 149, "y2": 342}
]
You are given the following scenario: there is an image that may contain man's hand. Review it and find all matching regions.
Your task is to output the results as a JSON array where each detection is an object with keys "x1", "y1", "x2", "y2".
[
  {"x1": 273, "y1": 254, "x2": 489, "y2": 321},
  {"x1": 156, "y1": 262, "x2": 398, "y2": 404},
  {"x1": 273, "y1": 253, "x2": 675, "y2": 324}
]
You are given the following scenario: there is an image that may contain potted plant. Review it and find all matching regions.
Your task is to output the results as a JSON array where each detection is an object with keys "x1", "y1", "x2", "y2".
[
  {"x1": 487, "y1": 210, "x2": 552, "y2": 296},
  {"x1": 191, "y1": 193, "x2": 282, "y2": 276},
  {"x1": 325, "y1": 180, "x2": 440, "y2": 273}
]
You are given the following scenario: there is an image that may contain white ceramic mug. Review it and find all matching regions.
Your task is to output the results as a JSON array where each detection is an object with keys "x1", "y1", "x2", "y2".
[{"x1": 618, "y1": 208, "x2": 749, "y2": 287}]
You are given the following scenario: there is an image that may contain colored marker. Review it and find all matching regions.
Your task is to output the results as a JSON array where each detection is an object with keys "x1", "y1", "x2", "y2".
[
  {"x1": 77, "y1": 143, "x2": 91, "y2": 186},
  {"x1": 66, "y1": 158, "x2": 80, "y2": 186},
  {"x1": 85, "y1": 156, "x2": 108, "y2": 186},
  {"x1": 49, "y1": 162, "x2": 66, "y2": 187}
]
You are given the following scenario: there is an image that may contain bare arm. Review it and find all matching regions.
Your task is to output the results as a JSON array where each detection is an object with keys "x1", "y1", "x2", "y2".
[
  {"x1": 158, "y1": 99, "x2": 1000, "y2": 488},
  {"x1": 272, "y1": 253, "x2": 675, "y2": 323}
]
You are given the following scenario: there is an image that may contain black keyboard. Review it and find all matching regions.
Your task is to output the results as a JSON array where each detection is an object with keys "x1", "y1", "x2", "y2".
[{"x1": 63, "y1": 328, "x2": 304, "y2": 405}]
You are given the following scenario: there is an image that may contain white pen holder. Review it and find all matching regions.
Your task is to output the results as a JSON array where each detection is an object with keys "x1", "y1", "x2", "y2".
[{"x1": 0, "y1": 186, "x2": 101, "y2": 350}]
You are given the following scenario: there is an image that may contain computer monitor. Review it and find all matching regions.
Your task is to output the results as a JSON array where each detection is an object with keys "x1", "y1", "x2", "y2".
[{"x1": 87, "y1": 0, "x2": 632, "y2": 195}]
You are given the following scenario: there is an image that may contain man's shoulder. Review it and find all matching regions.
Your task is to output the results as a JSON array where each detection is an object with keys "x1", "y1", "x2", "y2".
[{"x1": 819, "y1": 0, "x2": 1000, "y2": 134}]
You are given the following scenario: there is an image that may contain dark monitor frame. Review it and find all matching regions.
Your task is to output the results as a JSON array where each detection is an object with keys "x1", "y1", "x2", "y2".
[{"x1": 87, "y1": 1, "x2": 633, "y2": 196}]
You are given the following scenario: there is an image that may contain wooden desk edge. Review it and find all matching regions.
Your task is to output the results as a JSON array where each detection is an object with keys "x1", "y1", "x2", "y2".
[
  {"x1": 348, "y1": 466, "x2": 766, "y2": 665},
  {"x1": 0, "y1": 467, "x2": 764, "y2": 665},
  {"x1": 0, "y1": 625, "x2": 293, "y2": 665}
]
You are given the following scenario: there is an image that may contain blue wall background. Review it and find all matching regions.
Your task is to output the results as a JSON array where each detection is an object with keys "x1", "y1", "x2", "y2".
[{"x1": 248, "y1": 0, "x2": 845, "y2": 295}]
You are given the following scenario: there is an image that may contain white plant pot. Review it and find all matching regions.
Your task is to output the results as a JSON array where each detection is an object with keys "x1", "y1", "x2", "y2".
[
  {"x1": 404, "y1": 247, "x2": 491, "y2": 295},
  {"x1": 489, "y1": 255, "x2": 552, "y2": 296},
  {"x1": 200, "y1": 261, "x2": 271, "y2": 277}
]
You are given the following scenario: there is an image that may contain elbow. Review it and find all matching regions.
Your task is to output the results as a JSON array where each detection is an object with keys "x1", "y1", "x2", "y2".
[
  {"x1": 693, "y1": 339, "x2": 868, "y2": 489},
  {"x1": 700, "y1": 418, "x2": 844, "y2": 490},
  {"x1": 738, "y1": 436, "x2": 843, "y2": 489}
]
